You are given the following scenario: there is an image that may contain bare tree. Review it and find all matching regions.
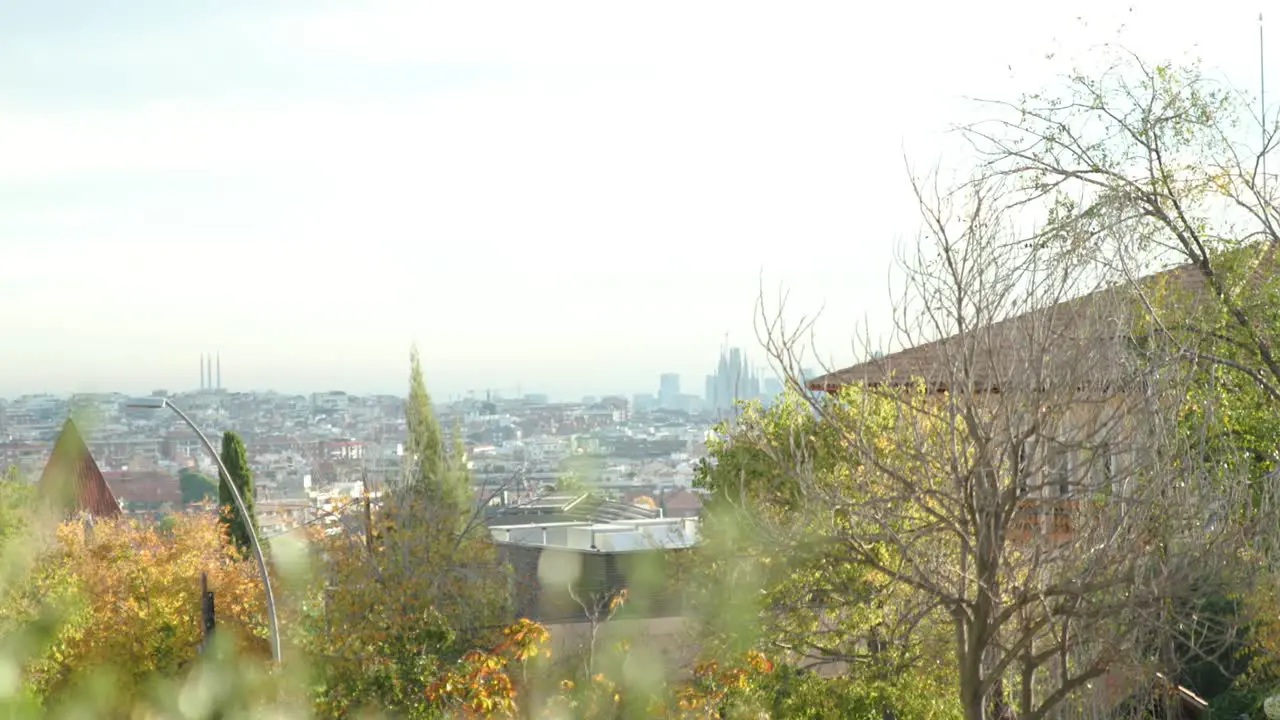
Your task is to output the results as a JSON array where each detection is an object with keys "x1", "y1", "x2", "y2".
[
  {"x1": 567, "y1": 585, "x2": 628, "y2": 677},
  {"x1": 751, "y1": 172, "x2": 1251, "y2": 720},
  {"x1": 963, "y1": 47, "x2": 1280, "y2": 408}
]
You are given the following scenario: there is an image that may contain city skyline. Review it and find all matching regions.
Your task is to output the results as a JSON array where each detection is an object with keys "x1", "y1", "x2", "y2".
[
  {"x1": 0, "y1": 345, "x2": 793, "y2": 405},
  {"x1": 2, "y1": 2, "x2": 1266, "y2": 398}
]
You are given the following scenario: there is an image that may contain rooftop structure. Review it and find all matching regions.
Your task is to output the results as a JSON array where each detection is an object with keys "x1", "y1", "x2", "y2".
[
  {"x1": 37, "y1": 418, "x2": 121, "y2": 518},
  {"x1": 808, "y1": 256, "x2": 1273, "y2": 394},
  {"x1": 484, "y1": 492, "x2": 660, "y2": 527},
  {"x1": 490, "y1": 515, "x2": 700, "y2": 623},
  {"x1": 489, "y1": 516, "x2": 699, "y2": 552}
]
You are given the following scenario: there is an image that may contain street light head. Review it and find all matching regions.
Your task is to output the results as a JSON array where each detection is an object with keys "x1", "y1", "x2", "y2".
[{"x1": 125, "y1": 397, "x2": 168, "y2": 410}]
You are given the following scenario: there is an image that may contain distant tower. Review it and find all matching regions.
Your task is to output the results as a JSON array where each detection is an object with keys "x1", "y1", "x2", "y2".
[
  {"x1": 658, "y1": 373, "x2": 681, "y2": 409},
  {"x1": 217, "y1": 353, "x2": 222, "y2": 391},
  {"x1": 206, "y1": 353, "x2": 213, "y2": 391},
  {"x1": 200, "y1": 355, "x2": 206, "y2": 391}
]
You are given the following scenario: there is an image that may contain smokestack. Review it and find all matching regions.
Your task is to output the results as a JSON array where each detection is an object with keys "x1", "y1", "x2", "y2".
[
  {"x1": 217, "y1": 353, "x2": 222, "y2": 391},
  {"x1": 200, "y1": 355, "x2": 206, "y2": 391}
]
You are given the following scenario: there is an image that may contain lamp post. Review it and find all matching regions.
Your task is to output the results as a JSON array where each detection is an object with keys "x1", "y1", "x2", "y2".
[{"x1": 126, "y1": 397, "x2": 281, "y2": 663}]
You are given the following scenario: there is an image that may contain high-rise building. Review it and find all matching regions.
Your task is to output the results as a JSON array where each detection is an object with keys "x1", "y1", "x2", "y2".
[{"x1": 658, "y1": 373, "x2": 681, "y2": 409}]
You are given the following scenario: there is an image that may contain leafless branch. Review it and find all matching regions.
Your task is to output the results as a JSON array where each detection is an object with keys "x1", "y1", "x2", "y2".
[{"x1": 748, "y1": 164, "x2": 1250, "y2": 719}]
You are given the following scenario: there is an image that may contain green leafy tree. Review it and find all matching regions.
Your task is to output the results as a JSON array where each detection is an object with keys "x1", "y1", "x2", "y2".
[
  {"x1": 446, "y1": 419, "x2": 474, "y2": 503},
  {"x1": 293, "y1": 349, "x2": 510, "y2": 718},
  {"x1": 965, "y1": 69, "x2": 1280, "y2": 709},
  {"x1": 692, "y1": 391, "x2": 959, "y2": 719},
  {"x1": 401, "y1": 346, "x2": 481, "y2": 513},
  {"x1": 405, "y1": 346, "x2": 471, "y2": 527},
  {"x1": 300, "y1": 492, "x2": 512, "y2": 717},
  {"x1": 747, "y1": 171, "x2": 1253, "y2": 720},
  {"x1": 0, "y1": 514, "x2": 271, "y2": 713},
  {"x1": 1137, "y1": 252, "x2": 1280, "y2": 707},
  {"x1": 218, "y1": 431, "x2": 256, "y2": 556},
  {"x1": 178, "y1": 467, "x2": 217, "y2": 506},
  {"x1": 0, "y1": 466, "x2": 33, "y2": 549},
  {"x1": 969, "y1": 49, "x2": 1280, "y2": 474},
  {"x1": 406, "y1": 345, "x2": 446, "y2": 485}
]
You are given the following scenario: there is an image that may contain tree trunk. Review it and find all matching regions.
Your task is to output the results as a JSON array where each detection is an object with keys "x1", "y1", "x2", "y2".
[
  {"x1": 958, "y1": 613, "x2": 988, "y2": 720},
  {"x1": 961, "y1": 680, "x2": 987, "y2": 720}
]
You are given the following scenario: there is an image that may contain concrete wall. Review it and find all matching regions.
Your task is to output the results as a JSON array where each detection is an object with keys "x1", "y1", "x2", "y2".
[
  {"x1": 543, "y1": 616, "x2": 697, "y2": 676},
  {"x1": 499, "y1": 543, "x2": 687, "y2": 624}
]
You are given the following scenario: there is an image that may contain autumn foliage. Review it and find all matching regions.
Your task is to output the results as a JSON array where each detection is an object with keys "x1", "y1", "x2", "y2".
[
  {"x1": 294, "y1": 488, "x2": 513, "y2": 718},
  {"x1": 425, "y1": 618, "x2": 549, "y2": 717},
  {"x1": 0, "y1": 513, "x2": 267, "y2": 707},
  {"x1": 424, "y1": 613, "x2": 783, "y2": 720}
]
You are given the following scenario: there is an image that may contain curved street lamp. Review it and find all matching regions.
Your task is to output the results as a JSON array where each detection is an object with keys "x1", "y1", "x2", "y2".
[{"x1": 126, "y1": 397, "x2": 281, "y2": 663}]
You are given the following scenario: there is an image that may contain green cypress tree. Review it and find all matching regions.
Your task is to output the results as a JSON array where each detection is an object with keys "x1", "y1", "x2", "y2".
[
  {"x1": 446, "y1": 418, "x2": 474, "y2": 510},
  {"x1": 218, "y1": 431, "x2": 256, "y2": 555},
  {"x1": 404, "y1": 346, "x2": 470, "y2": 524},
  {"x1": 406, "y1": 345, "x2": 446, "y2": 488}
]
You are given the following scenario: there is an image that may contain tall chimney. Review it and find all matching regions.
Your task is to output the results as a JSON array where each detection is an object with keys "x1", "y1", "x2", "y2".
[
  {"x1": 200, "y1": 355, "x2": 206, "y2": 391},
  {"x1": 217, "y1": 353, "x2": 222, "y2": 391}
]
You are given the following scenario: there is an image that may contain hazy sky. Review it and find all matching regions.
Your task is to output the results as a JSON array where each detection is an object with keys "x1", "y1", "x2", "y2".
[{"x1": 0, "y1": 1, "x2": 1269, "y2": 400}]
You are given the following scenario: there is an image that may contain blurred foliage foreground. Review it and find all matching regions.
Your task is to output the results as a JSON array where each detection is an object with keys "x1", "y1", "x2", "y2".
[
  {"x1": 5, "y1": 393, "x2": 1280, "y2": 718},
  {"x1": 4, "y1": 383, "x2": 1280, "y2": 719},
  {"x1": 0, "y1": 346, "x2": 963, "y2": 719},
  {"x1": 6, "y1": 384, "x2": 1280, "y2": 719},
  {"x1": 0, "y1": 475, "x2": 939, "y2": 720}
]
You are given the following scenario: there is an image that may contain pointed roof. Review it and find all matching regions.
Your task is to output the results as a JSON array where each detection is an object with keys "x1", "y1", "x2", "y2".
[{"x1": 38, "y1": 418, "x2": 121, "y2": 519}]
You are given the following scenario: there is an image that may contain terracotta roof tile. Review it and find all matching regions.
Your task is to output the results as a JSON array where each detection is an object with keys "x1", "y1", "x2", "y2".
[
  {"x1": 104, "y1": 471, "x2": 182, "y2": 505},
  {"x1": 807, "y1": 258, "x2": 1269, "y2": 393},
  {"x1": 38, "y1": 418, "x2": 121, "y2": 519}
]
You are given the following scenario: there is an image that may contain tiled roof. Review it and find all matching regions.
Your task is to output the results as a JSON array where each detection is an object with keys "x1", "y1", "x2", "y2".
[
  {"x1": 38, "y1": 418, "x2": 121, "y2": 519},
  {"x1": 104, "y1": 471, "x2": 182, "y2": 505},
  {"x1": 811, "y1": 246, "x2": 1280, "y2": 394},
  {"x1": 660, "y1": 489, "x2": 703, "y2": 512},
  {"x1": 808, "y1": 262, "x2": 1217, "y2": 393}
]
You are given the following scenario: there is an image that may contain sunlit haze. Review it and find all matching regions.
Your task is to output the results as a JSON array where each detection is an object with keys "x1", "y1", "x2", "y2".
[{"x1": 0, "y1": 0, "x2": 1269, "y2": 399}]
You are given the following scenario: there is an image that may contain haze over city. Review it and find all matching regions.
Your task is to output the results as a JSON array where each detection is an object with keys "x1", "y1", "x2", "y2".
[
  {"x1": 0, "y1": 0, "x2": 1268, "y2": 399},
  {"x1": 8, "y1": 0, "x2": 1280, "y2": 716}
]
